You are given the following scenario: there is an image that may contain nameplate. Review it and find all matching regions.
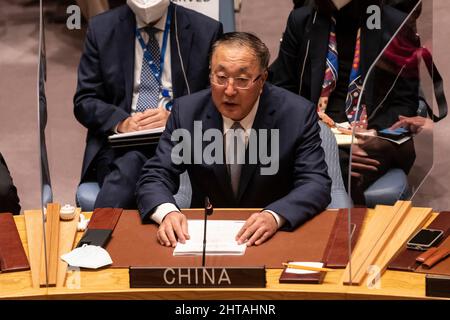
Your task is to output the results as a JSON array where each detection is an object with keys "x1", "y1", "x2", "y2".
[
  {"x1": 426, "y1": 274, "x2": 450, "y2": 298},
  {"x1": 129, "y1": 266, "x2": 266, "y2": 288}
]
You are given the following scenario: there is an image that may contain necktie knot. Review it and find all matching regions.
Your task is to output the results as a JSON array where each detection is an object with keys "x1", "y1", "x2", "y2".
[
  {"x1": 142, "y1": 26, "x2": 159, "y2": 38},
  {"x1": 231, "y1": 121, "x2": 243, "y2": 130}
]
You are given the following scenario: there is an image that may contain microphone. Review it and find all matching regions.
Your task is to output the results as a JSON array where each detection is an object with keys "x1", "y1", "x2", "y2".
[{"x1": 202, "y1": 196, "x2": 214, "y2": 267}]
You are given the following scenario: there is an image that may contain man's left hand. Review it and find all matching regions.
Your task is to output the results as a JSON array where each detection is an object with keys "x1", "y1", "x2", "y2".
[{"x1": 235, "y1": 211, "x2": 278, "y2": 246}]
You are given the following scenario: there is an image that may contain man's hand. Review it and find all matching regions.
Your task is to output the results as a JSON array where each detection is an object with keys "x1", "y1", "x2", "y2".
[
  {"x1": 350, "y1": 143, "x2": 380, "y2": 179},
  {"x1": 235, "y1": 211, "x2": 278, "y2": 246},
  {"x1": 136, "y1": 106, "x2": 170, "y2": 130},
  {"x1": 351, "y1": 134, "x2": 382, "y2": 179},
  {"x1": 390, "y1": 115, "x2": 428, "y2": 134},
  {"x1": 157, "y1": 211, "x2": 190, "y2": 247},
  {"x1": 117, "y1": 113, "x2": 147, "y2": 133}
]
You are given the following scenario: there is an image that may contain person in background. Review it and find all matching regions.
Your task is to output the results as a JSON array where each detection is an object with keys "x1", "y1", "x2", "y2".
[
  {"x1": 0, "y1": 152, "x2": 21, "y2": 215},
  {"x1": 74, "y1": 0, "x2": 223, "y2": 209},
  {"x1": 270, "y1": 0, "x2": 418, "y2": 204}
]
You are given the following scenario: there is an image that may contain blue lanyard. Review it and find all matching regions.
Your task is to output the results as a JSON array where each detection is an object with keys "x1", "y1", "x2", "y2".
[{"x1": 135, "y1": 8, "x2": 172, "y2": 84}]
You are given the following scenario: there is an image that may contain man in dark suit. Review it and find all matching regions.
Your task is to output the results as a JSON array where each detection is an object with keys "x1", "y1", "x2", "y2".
[
  {"x1": 0, "y1": 152, "x2": 21, "y2": 215},
  {"x1": 270, "y1": 0, "x2": 418, "y2": 204},
  {"x1": 74, "y1": 0, "x2": 223, "y2": 208},
  {"x1": 136, "y1": 32, "x2": 331, "y2": 247}
]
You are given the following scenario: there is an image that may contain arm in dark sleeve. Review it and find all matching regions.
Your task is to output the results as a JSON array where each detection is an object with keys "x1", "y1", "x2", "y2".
[
  {"x1": 136, "y1": 100, "x2": 187, "y2": 222},
  {"x1": 265, "y1": 104, "x2": 332, "y2": 230},
  {"x1": 73, "y1": 23, "x2": 129, "y2": 135},
  {"x1": 269, "y1": 10, "x2": 305, "y2": 94}
]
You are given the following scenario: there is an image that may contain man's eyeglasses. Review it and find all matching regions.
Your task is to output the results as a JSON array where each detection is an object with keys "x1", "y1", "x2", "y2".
[{"x1": 210, "y1": 73, "x2": 262, "y2": 89}]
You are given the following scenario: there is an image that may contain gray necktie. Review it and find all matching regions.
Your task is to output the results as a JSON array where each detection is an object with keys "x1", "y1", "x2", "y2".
[{"x1": 226, "y1": 122, "x2": 245, "y2": 197}]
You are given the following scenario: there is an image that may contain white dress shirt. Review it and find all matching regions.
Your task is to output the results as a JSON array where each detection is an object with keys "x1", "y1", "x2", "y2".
[{"x1": 151, "y1": 97, "x2": 286, "y2": 229}]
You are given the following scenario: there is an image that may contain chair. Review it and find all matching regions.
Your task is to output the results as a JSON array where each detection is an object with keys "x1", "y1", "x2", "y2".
[
  {"x1": 42, "y1": 184, "x2": 53, "y2": 207},
  {"x1": 76, "y1": 171, "x2": 192, "y2": 212},
  {"x1": 364, "y1": 168, "x2": 410, "y2": 208},
  {"x1": 219, "y1": 0, "x2": 236, "y2": 32},
  {"x1": 318, "y1": 122, "x2": 352, "y2": 209}
]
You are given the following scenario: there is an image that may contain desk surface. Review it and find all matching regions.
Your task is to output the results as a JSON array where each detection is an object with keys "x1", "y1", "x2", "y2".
[{"x1": 0, "y1": 209, "x2": 443, "y2": 300}]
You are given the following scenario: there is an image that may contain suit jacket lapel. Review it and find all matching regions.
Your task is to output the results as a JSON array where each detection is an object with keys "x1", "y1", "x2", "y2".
[
  {"x1": 309, "y1": 14, "x2": 330, "y2": 104},
  {"x1": 170, "y1": 4, "x2": 193, "y2": 98},
  {"x1": 236, "y1": 84, "x2": 276, "y2": 203},
  {"x1": 118, "y1": 7, "x2": 136, "y2": 112}
]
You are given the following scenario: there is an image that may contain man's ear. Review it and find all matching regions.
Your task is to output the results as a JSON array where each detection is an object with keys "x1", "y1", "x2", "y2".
[{"x1": 261, "y1": 70, "x2": 269, "y2": 82}]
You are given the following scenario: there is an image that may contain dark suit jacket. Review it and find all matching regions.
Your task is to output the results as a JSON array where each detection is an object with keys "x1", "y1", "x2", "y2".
[
  {"x1": 269, "y1": 5, "x2": 418, "y2": 130},
  {"x1": 136, "y1": 83, "x2": 332, "y2": 231},
  {"x1": 74, "y1": 3, "x2": 223, "y2": 182}
]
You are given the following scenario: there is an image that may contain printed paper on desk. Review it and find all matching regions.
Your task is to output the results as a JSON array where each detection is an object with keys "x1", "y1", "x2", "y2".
[
  {"x1": 108, "y1": 126, "x2": 165, "y2": 140},
  {"x1": 173, "y1": 220, "x2": 247, "y2": 256}
]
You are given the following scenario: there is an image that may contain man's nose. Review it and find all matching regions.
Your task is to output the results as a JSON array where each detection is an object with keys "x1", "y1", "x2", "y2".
[{"x1": 224, "y1": 79, "x2": 237, "y2": 96}]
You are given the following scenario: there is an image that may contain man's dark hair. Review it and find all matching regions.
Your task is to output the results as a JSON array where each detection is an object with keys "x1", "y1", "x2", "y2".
[{"x1": 211, "y1": 32, "x2": 271, "y2": 71}]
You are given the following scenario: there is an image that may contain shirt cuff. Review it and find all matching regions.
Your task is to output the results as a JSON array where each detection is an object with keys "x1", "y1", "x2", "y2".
[
  {"x1": 151, "y1": 203, "x2": 180, "y2": 224},
  {"x1": 113, "y1": 124, "x2": 120, "y2": 134},
  {"x1": 263, "y1": 210, "x2": 285, "y2": 229}
]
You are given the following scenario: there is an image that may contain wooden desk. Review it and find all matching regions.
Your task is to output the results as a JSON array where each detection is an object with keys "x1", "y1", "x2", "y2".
[{"x1": 0, "y1": 209, "x2": 443, "y2": 300}]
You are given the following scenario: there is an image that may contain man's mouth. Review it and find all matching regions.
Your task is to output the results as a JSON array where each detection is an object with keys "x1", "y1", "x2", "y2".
[{"x1": 223, "y1": 101, "x2": 238, "y2": 106}]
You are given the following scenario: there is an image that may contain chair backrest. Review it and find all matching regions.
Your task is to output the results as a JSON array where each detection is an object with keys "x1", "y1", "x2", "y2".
[
  {"x1": 219, "y1": 0, "x2": 236, "y2": 32},
  {"x1": 318, "y1": 121, "x2": 352, "y2": 209}
]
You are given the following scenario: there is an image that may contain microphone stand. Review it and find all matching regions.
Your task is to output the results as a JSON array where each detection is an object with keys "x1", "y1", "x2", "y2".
[{"x1": 202, "y1": 197, "x2": 214, "y2": 267}]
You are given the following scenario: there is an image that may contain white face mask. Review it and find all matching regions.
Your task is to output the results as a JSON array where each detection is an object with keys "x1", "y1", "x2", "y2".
[
  {"x1": 127, "y1": 0, "x2": 170, "y2": 24},
  {"x1": 331, "y1": 0, "x2": 352, "y2": 10}
]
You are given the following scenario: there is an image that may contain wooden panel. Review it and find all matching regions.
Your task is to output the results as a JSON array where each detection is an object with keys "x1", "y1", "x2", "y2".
[
  {"x1": 372, "y1": 207, "x2": 432, "y2": 282},
  {"x1": 47, "y1": 203, "x2": 61, "y2": 286},
  {"x1": 57, "y1": 209, "x2": 81, "y2": 287},
  {"x1": 24, "y1": 210, "x2": 44, "y2": 289},
  {"x1": 342, "y1": 201, "x2": 412, "y2": 285},
  {"x1": 39, "y1": 208, "x2": 51, "y2": 287},
  {"x1": 341, "y1": 203, "x2": 396, "y2": 284}
]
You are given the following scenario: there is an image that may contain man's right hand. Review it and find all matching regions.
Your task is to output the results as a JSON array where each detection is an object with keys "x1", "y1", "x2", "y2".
[
  {"x1": 157, "y1": 211, "x2": 190, "y2": 247},
  {"x1": 117, "y1": 113, "x2": 147, "y2": 133},
  {"x1": 351, "y1": 142, "x2": 380, "y2": 179}
]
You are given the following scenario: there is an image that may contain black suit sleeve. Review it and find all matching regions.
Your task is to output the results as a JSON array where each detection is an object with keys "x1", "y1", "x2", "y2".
[
  {"x1": 269, "y1": 9, "x2": 307, "y2": 94},
  {"x1": 0, "y1": 152, "x2": 21, "y2": 215},
  {"x1": 136, "y1": 100, "x2": 187, "y2": 222},
  {"x1": 265, "y1": 104, "x2": 331, "y2": 230},
  {"x1": 73, "y1": 23, "x2": 129, "y2": 135}
]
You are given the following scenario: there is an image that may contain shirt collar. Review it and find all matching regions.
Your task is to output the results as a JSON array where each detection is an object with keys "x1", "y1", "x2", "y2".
[
  {"x1": 222, "y1": 96, "x2": 261, "y2": 134},
  {"x1": 136, "y1": 9, "x2": 168, "y2": 32}
]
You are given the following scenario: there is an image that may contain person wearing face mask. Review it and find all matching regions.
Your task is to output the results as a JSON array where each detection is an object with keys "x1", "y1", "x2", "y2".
[
  {"x1": 74, "y1": 0, "x2": 223, "y2": 209},
  {"x1": 270, "y1": 0, "x2": 419, "y2": 205}
]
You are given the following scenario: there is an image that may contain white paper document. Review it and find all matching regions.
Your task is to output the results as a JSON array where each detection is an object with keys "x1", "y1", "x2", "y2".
[
  {"x1": 108, "y1": 126, "x2": 165, "y2": 140},
  {"x1": 173, "y1": 220, "x2": 247, "y2": 256}
]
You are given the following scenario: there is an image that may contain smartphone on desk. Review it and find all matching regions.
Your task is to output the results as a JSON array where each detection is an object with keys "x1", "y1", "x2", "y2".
[
  {"x1": 378, "y1": 127, "x2": 410, "y2": 140},
  {"x1": 406, "y1": 228, "x2": 444, "y2": 251}
]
